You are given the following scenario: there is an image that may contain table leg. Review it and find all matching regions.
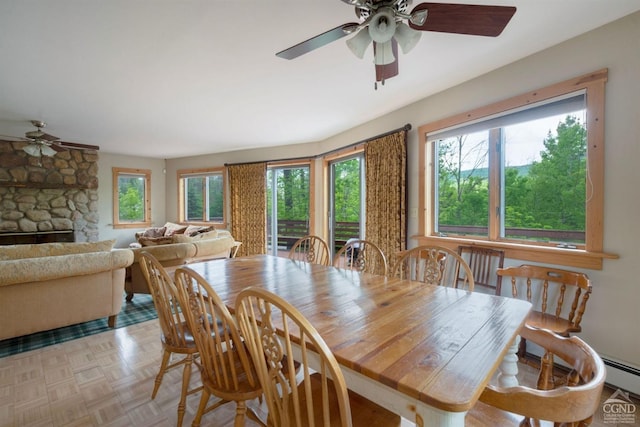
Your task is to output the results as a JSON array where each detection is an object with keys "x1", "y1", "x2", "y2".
[{"x1": 497, "y1": 335, "x2": 521, "y2": 387}]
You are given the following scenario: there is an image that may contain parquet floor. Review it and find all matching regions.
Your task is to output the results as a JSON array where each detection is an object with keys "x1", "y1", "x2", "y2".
[{"x1": 0, "y1": 319, "x2": 637, "y2": 426}]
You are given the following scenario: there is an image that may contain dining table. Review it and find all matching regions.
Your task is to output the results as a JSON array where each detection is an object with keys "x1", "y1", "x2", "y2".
[{"x1": 183, "y1": 254, "x2": 532, "y2": 427}]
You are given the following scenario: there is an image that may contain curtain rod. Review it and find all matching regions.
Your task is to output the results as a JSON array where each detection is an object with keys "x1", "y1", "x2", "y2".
[
  {"x1": 225, "y1": 123, "x2": 411, "y2": 167},
  {"x1": 318, "y1": 123, "x2": 411, "y2": 158}
]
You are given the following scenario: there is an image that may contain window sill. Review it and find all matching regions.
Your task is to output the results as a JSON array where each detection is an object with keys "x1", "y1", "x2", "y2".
[{"x1": 412, "y1": 235, "x2": 618, "y2": 271}]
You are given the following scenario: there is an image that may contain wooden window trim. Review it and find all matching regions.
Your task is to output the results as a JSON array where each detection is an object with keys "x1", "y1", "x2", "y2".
[
  {"x1": 112, "y1": 167, "x2": 152, "y2": 229},
  {"x1": 177, "y1": 166, "x2": 227, "y2": 228},
  {"x1": 416, "y1": 69, "x2": 617, "y2": 270}
]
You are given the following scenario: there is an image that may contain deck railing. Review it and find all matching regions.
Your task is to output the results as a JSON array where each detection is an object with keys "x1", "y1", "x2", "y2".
[
  {"x1": 267, "y1": 220, "x2": 360, "y2": 251},
  {"x1": 267, "y1": 220, "x2": 585, "y2": 252}
]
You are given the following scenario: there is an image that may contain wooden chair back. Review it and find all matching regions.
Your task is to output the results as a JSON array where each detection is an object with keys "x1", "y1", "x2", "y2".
[
  {"x1": 391, "y1": 245, "x2": 475, "y2": 291},
  {"x1": 236, "y1": 287, "x2": 400, "y2": 427},
  {"x1": 236, "y1": 287, "x2": 352, "y2": 426},
  {"x1": 457, "y1": 245, "x2": 505, "y2": 295},
  {"x1": 288, "y1": 235, "x2": 331, "y2": 266},
  {"x1": 477, "y1": 325, "x2": 605, "y2": 425},
  {"x1": 139, "y1": 251, "x2": 192, "y2": 351},
  {"x1": 333, "y1": 239, "x2": 388, "y2": 276},
  {"x1": 497, "y1": 264, "x2": 592, "y2": 335},
  {"x1": 173, "y1": 267, "x2": 263, "y2": 426},
  {"x1": 139, "y1": 252, "x2": 199, "y2": 426}
]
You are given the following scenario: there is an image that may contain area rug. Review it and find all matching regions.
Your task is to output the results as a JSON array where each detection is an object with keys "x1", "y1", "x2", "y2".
[{"x1": 0, "y1": 294, "x2": 158, "y2": 358}]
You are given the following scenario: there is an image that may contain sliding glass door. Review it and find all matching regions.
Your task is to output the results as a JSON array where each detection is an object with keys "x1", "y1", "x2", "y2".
[
  {"x1": 266, "y1": 165, "x2": 310, "y2": 257},
  {"x1": 328, "y1": 154, "x2": 364, "y2": 254}
]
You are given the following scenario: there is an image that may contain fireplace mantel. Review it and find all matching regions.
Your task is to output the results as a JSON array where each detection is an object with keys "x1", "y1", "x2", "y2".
[{"x1": 0, "y1": 181, "x2": 92, "y2": 189}]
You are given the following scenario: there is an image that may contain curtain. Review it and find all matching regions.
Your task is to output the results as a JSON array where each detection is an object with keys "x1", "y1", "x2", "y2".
[
  {"x1": 228, "y1": 163, "x2": 266, "y2": 256},
  {"x1": 364, "y1": 130, "x2": 407, "y2": 265}
]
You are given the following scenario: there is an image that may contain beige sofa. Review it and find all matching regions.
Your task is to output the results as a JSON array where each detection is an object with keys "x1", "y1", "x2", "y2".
[
  {"x1": 125, "y1": 230, "x2": 236, "y2": 301},
  {"x1": 0, "y1": 241, "x2": 134, "y2": 341}
]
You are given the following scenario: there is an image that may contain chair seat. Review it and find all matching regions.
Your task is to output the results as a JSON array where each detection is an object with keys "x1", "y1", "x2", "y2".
[
  {"x1": 200, "y1": 348, "x2": 263, "y2": 402},
  {"x1": 277, "y1": 373, "x2": 400, "y2": 427},
  {"x1": 526, "y1": 311, "x2": 581, "y2": 336}
]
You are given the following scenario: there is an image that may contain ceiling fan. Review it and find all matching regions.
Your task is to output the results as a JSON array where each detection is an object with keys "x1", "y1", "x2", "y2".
[
  {"x1": 0, "y1": 120, "x2": 99, "y2": 157},
  {"x1": 276, "y1": 1, "x2": 516, "y2": 88}
]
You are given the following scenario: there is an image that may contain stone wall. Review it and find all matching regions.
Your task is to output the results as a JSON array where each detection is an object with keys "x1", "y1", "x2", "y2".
[{"x1": 0, "y1": 141, "x2": 100, "y2": 242}]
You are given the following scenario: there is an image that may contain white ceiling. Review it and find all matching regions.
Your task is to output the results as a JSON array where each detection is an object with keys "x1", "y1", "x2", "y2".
[{"x1": 1, "y1": 1, "x2": 638, "y2": 159}]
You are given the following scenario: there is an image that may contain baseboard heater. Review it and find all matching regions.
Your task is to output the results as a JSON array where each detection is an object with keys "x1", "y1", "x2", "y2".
[{"x1": 601, "y1": 357, "x2": 640, "y2": 397}]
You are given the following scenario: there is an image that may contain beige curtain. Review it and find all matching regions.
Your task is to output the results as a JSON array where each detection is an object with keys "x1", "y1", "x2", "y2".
[
  {"x1": 364, "y1": 130, "x2": 407, "y2": 264},
  {"x1": 228, "y1": 163, "x2": 266, "y2": 256}
]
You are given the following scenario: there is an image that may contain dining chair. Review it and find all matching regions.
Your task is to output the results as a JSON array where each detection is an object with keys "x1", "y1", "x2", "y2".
[
  {"x1": 333, "y1": 239, "x2": 388, "y2": 276},
  {"x1": 173, "y1": 267, "x2": 266, "y2": 427},
  {"x1": 467, "y1": 324, "x2": 605, "y2": 427},
  {"x1": 456, "y1": 245, "x2": 505, "y2": 295},
  {"x1": 288, "y1": 234, "x2": 331, "y2": 266},
  {"x1": 497, "y1": 264, "x2": 592, "y2": 359},
  {"x1": 138, "y1": 252, "x2": 201, "y2": 427},
  {"x1": 235, "y1": 287, "x2": 401, "y2": 427},
  {"x1": 391, "y1": 245, "x2": 475, "y2": 291}
]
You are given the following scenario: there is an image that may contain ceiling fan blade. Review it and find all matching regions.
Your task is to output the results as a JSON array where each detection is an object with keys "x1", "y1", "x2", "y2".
[
  {"x1": 25, "y1": 130, "x2": 60, "y2": 142},
  {"x1": 276, "y1": 22, "x2": 360, "y2": 60},
  {"x1": 409, "y1": 3, "x2": 516, "y2": 37},
  {"x1": 375, "y1": 40, "x2": 399, "y2": 82},
  {"x1": 48, "y1": 143, "x2": 66, "y2": 152},
  {"x1": 53, "y1": 141, "x2": 100, "y2": 151}
]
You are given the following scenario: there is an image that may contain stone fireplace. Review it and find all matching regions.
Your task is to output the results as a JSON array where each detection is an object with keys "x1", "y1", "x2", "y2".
[{"x1": 0, "y1": 141, "x2": 99, "y2": 243}]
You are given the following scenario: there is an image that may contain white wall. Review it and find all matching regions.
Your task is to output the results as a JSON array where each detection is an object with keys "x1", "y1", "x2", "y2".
[
  {"x1": 96, "y1": 152, "x2": 166, "y2": 248},
  {"x1": 156, "y1": 11, "x2": 640, "y2": 388}
]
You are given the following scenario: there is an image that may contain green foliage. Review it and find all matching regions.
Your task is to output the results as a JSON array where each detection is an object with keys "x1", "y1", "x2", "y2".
[
  {"x1": 438, "y1": 116, "x2": 587, "y2": 238},
  {"x1": 437, "y1": 135, "x2": 489, "y2": 228},
  {"x1": 267, "y1": 167, "x2": 310, "y2": 221},
  {"x1": 523, "y1": 116, "x2": 586, "y2": 231},
  {"x1": 118, "y1": 177, "x2": 144, "y2": 221},
  {"x1": 332, "y1": 158, "x2": 361, "y2": 223}
]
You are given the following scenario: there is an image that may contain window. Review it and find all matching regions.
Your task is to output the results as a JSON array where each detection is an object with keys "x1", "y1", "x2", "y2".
[
  {"x1": 328, "y1": 153, "x2": 364, "y2": 254},
  {"x1": 112, "y1": 167, "x2": 151, "y2": 228},
  {"x1": 266, "y1": 162, "x2": 313, "y2": 256},
  {"x1": 178, "y1": 167, "x2": 226, "y2": 225},
  {"x1": 418, "y1": 69, "x2": 613, "y2": 269}
]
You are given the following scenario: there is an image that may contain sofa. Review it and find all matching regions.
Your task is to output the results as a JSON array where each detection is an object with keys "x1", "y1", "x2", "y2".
[
  {"x1": 125, "y1": 228, "x2": 236, "y2": 301},
  {"x1": 0, "y1": 240, "x2": 134, "y2": 341}
]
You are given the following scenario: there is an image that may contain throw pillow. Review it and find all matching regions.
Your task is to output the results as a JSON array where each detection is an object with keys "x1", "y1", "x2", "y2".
[
  {"x1": 163, "y1": 222, "x2": 188, "y2": 236},
  {"x1": 142, "y1": 226, "x2": 166, "y2": 238},
  {"x1": 184, "y1": 225, "x2": 215, "y2": 237}
]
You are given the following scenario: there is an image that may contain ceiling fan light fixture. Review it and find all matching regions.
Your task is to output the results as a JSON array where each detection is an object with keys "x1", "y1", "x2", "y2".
[
  {"x1": 346, "y1": 28, "x2": 373, "y2": 59},
  {"x1": 23, "y1": 144, "x2": 42, "y2": 157},
  {"x1": 368, "y1": 8, "x2": 397, "y2": 44},
  {"x1": 394, "y1": 22, "x2": 422, "y2": 54},
  {"x1": 373, "y1": 40, "x2": 395, "y2": 65},
  {"x1": 40, "y1": 144, "x2": 57, "y2": 157}
]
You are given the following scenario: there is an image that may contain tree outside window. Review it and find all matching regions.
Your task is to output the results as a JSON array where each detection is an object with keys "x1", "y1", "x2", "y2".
[
  {"x1": 418, "y1": 69, "x2": 610, "y2": 269},
  {"x1": 112, "y1": 167, "x2": 151, "y2": 228},
  {"x1": 178, "y1": 168, "x2": 225, "y2": 224},
  {"x1": 435, "y1": 107, "x2": 586, "y2": 245}
]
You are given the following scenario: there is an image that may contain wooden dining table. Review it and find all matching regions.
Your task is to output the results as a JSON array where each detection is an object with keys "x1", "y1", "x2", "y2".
[{"x1": 184, "y1": 254, "x2": 532, "y2": 427}]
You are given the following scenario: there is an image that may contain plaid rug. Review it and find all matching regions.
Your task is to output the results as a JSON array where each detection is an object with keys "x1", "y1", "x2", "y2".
[{"x1": 0, "y1": 294, "x2": 158, "y2": 358}]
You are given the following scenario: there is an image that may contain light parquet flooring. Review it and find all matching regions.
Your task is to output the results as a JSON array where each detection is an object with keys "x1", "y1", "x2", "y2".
[{"x1": 1, "y1": 319, "x2": 637, "y2": 426}]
